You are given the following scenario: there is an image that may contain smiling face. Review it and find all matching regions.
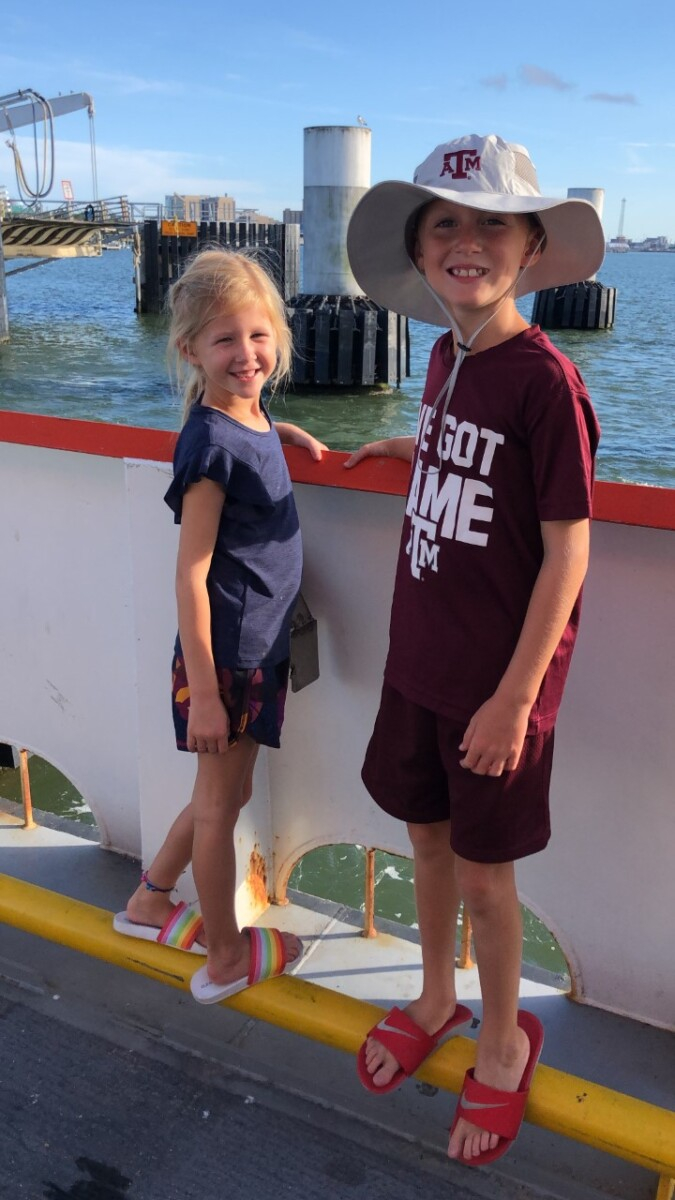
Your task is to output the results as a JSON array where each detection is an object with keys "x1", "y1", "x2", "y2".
[
  {"x1": 182, "y1": 303, "x2": 278, "y2": 412},
  {"x1": 414, "y1": 199, "x2": 541, "y2": 338}
]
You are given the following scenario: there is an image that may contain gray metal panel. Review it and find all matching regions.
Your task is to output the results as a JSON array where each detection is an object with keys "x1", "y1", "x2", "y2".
[
  {"x1": 314, "y1": 310, "x2": 332, "y2": 384},
  {"x1": 357, "y1": 309, "x2": 377, "y2": 385},
  {"x1": 337, "y1": 309, "x2": 355, "y2": 385},
  {"x1": 290, "y1": 308, "x2": 312, "y2": 384}
]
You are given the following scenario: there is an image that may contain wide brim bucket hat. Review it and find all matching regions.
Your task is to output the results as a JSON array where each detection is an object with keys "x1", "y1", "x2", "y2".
[{"x1": 347, "y1": 133, "x2": 606, "y2": 326}]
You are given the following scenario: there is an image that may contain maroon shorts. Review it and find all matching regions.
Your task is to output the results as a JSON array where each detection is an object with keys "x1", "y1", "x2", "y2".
[
  {"x1": 171, "y1": 653, "x2": 289, "y2": 751},
  {"x1": 361, "y1": 683, "x2": 553, "y2": 864}
]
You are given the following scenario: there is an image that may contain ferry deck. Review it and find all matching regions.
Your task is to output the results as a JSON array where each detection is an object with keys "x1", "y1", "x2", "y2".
[{"x1": 0, "y1": 412, "x2": 674, "y2": 1200}]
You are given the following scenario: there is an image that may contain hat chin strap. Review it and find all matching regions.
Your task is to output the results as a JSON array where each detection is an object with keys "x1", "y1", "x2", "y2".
[{"x1": 413, "y1": 238, "x2": 544, "y2": 473}]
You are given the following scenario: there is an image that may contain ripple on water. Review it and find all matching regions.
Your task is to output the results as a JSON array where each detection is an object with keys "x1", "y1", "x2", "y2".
[{"x1": 1, "y1": 249, "x2": 673, "y2": 487}]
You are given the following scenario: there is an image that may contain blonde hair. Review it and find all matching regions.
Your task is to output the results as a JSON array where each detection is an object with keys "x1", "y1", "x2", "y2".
[{"x1": 167, "y1": 247, "x2": 293, "y2": 423}]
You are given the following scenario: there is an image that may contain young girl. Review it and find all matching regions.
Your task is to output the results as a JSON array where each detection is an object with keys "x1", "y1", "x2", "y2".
[{"x1": 114, "y1": 248, "x2": 326, "y2": 1004}]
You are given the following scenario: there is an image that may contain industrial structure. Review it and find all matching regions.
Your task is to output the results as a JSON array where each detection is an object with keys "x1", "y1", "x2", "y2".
[
  {"x1": 137, "y1": 125, "x2": 407, "y2": 390},
  {"x1": 136, "y1": 217, "x2": 298, "y2": 315},
  {"x1": 0, "y1": 89, "x2": 135, "y2": 342},
  {"x1": 532, "y1": 187, "x2": 617, "y2": 330},
  {"x1": 286, "y1": 125, "x2": 408, "y2": 389}
]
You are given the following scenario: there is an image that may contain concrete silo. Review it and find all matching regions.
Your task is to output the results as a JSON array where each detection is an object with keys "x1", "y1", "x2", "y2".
[{"x1": 287, "y1": 125, "x2": 408, "y2": 389}]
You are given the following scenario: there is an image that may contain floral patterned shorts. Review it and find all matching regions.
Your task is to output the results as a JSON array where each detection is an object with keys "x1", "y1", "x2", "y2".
[{"x1": 171, "y1": 653, "x2": 289, "y2": 751}]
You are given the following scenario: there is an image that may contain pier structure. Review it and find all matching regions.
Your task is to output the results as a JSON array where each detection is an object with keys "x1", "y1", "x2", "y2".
[
  {"x1": 0, "y1": 89, "x2": 138, "y2": 342},
  {"x1": 0, "y1": 89, "x2": 94, "y2": 342},
  {"x1": 532, "y1": 187, "x2": 617, "y2": 330},
  {"x1": 0, "y1": 197, "x2": 147, "y2": 344},
  {"x1": 136, "y1": 218, "x2": 299, "y2": 315},
  {"x1": 288, "y1": 125, "x2": 408, "y2": 390},
  {"x1": 0, "y1": 196, "x2": 136, "y2": 259}
]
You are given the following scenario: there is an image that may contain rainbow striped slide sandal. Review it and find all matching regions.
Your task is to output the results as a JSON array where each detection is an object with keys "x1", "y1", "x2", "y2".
[
  {"x1": 113, "y1": 901, "x2": 206, "y2": 955},
  {"x1": 190, "y1": 925, "x2": 300, "y2": 1005}
]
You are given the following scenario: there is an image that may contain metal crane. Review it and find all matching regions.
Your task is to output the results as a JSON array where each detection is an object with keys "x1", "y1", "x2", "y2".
[
  {"x1": 0, "y1": 89, "x2": 97, "y2": 203},
  {"x1": 0, "y1": 89, "x2": 94, "y2": 132}
]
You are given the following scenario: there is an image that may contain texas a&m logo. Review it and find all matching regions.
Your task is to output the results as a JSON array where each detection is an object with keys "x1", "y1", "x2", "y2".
[
  {"x1": 440, "y1": 149, "x2": 481, "y2": 180},
  {"x1": 405, "y1": 405, "x2": 505, "y2": 580}
]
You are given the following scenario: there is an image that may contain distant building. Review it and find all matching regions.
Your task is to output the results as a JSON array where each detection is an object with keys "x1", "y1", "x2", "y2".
[
  {"x1": 638, "y1": 236, "x2": 669, "y2": 251},
  {"x1": 164, "y1": 193, "x2": 235, "y2": 223},
  {"x1": 0, "y1": 185, "x2": 9, "y2": 218},
  {"x1": 236, "y1": 208, "x2": 280, "y2": 226}
]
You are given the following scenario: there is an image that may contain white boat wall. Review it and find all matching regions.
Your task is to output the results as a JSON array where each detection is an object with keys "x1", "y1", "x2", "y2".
[{"x1": 1, "y1": 412, "x2": 674, "y2": 1033}]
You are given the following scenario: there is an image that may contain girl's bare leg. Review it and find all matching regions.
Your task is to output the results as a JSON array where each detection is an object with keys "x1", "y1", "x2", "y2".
[
  {"x1": 123, "y1": 737, "x2": 299, "y2": 973},
  {"x1": 364, "y1": 820, "x2": 462, "y2": 1087},
  {"x1": 124, "y1": 804, "x2": 200, "y2": 934},
  {"x1": 191, "y1": 736, "x2": 301, "y2": 985},
  {"x1": 448, "y1": 857, "x2": 530, "y2": 1162}
]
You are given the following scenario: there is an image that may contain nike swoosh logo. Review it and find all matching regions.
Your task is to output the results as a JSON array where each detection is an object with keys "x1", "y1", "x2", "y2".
[
  {"x1": 375, "y1": 1018, "x2": 418, "y2": 1040},
  {"x1": 461, "y1": 1098, "x2": 510, "y2": 1111}
]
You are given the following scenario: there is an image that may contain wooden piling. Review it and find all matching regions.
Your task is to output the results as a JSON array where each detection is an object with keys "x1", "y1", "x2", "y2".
[
  {"x1": 137, "y1": 217, "x2": 408, "y2": 390},
  {"x1": 137, "y1": 220, "x2": 300, "y2": 314},
  {"x1": 285, "y1": 294, "x2": 408, "y2": 389},
  {"x1": 532, "y1": 281, "x2": 616, "y2": 330},
  {"x1": 141, "y1": 219, "x2": 160, "y2": 315},
  {"x1": 356, "y1": 308, "x2": 377, "y2": 386}
]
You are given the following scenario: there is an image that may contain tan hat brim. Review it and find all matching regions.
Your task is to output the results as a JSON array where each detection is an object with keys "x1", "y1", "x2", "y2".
[{"x1": 346, "y1": 181, "x2": 606, "y2": 326}]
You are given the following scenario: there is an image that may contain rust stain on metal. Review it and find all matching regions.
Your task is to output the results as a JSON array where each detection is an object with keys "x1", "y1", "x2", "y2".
[{"x1": 247, "y1": 846, "x2": 269, "y2": 908}]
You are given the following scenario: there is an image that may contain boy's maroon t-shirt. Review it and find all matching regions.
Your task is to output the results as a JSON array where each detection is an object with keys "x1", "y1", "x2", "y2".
[{"x1": 384, "y1": 325, "x2": 600, "y2": 734}]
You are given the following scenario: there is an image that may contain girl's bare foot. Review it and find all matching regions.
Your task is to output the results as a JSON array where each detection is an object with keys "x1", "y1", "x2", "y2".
[
  {"x1": 205, "y1": 929, "x2": 303, "y2": 987},
  {"x1": 124, "y1": 885, "x2": 207, "y2": 949}
]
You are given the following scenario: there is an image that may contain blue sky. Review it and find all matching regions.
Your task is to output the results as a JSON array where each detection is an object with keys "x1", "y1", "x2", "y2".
[{"x1": 2, "y1": 0, "x2": 674, "y2": 240}]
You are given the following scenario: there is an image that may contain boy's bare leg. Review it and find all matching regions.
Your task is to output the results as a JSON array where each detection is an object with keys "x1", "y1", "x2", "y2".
[
  {"x1": 364, "y1": 820, "x2": 462, "y2": 1087},
  {"x1": 448, "y1": 857, "x2": 530, "y2": 1161},
  {"x1": 190, "y1": 736, "x2": 301, "y2": 986}
]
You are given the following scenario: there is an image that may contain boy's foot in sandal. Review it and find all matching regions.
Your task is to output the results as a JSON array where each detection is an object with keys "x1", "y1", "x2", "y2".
[
  {"x1": 448, "y1": 1010, "x2": 544, "y2": 1165},
  {"x1": 359, "y1": 997, "x2": 472, "y2": 1092}
]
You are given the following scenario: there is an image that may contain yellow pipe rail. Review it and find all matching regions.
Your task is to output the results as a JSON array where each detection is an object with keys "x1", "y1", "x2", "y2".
[{"x1": 1, "y1": 872, "x2": 673, "y2": 1192}]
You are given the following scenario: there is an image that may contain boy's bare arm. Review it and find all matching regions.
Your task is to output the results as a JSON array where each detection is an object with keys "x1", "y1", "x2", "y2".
[
  {"x1": 344, "y1": 437, "x2": 416, "y2": 468},
  {"x1": 460, "y1": 518, "x2": 591, "y2": 777}
]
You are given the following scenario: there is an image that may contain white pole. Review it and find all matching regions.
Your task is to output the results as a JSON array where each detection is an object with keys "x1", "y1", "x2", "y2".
[
  {"x1": 568, "y1": 189, "x2": 605, "y2": 280},
  {"x1": 303, "y1": 126, "x2": 371, "y2": 296},
  {"x1": 567, "y1": 187, "x2": 604, "y2": 221}
]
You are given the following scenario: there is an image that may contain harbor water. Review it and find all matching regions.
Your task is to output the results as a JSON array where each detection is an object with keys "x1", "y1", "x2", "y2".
[
  {"x1": 1, "y1": 248, "x2": 673, "y2": 975},
  {"x1": 1, "y1": 248, "x2": 674, "y2": 487}
]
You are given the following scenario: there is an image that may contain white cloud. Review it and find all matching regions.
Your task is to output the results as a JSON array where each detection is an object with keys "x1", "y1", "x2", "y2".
[
  {"x1": 520, "y1": 64, "x2": 575, "y2": 92},
  {"x1": 382, "y1": 113, "x2": 463, "y2": 127},
  {"x1": 586, "y1": 92, "x2": 638, "y2": 106},
  {"x1": 283, "y1": 29, "x2": 344, "y2": 57},
  {"x1": 0, "y1": 137, "x2": 261, "y2": 205},
  {"x1": 87, "y1": 68, "x2": 184, "y2": 96},
  {"x1": 481, "y1": 74, "x2": 509, "y2": 91}
]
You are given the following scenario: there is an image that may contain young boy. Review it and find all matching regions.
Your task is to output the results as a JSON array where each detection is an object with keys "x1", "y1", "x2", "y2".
[{"x1": 344, "y1": 134, "x2": 604, "y2": 1166}]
